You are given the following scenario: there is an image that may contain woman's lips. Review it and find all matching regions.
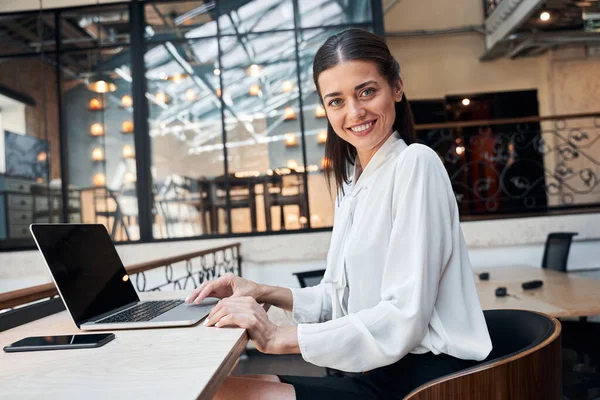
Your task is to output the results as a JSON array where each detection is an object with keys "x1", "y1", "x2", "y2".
[{"x1": 347, "y1": 119, "x2": 377, "y2": 137}]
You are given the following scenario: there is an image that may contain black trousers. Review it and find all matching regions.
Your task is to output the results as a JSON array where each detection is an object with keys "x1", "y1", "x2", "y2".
[{"x1": 279, "y1": 352, "x2": 476, "y2": 400}]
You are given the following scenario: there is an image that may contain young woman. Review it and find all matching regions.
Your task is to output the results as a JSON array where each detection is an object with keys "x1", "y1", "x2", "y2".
[{"x1": 186, "y1": 28, "x2": 492, "y2": 400}]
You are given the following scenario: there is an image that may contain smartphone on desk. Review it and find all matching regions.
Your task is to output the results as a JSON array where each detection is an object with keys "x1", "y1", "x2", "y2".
[{"x1": 3, "y1": 333, "x2": 115, "y2": 353}]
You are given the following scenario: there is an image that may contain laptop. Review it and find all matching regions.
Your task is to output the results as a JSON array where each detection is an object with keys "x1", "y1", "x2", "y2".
[{"x1": 30, "y1": 223, "x2": 216, "y2": 330}]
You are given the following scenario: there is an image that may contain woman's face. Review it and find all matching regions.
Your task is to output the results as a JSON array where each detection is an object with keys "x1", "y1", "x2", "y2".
[{"x1": 318, "y1": 60, "x2": 402, "y2": 163}]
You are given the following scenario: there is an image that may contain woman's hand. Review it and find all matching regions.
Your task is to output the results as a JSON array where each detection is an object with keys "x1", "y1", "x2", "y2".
[
  {"x1": 185, "y1": 273, "x2": 261, "y2": 305},
  {"x1": 204, "y1": 296, "x2": 279, "y2": 353}
]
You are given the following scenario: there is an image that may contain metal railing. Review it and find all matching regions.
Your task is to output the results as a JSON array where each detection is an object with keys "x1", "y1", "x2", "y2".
[
  {"x1": 127, "y1": 243, "x2": 241, "y2": 292},
  {"x1": 0, "y1": 243, "x2": 241, "y2": 331},
  {"x1": 415, "y1": 112, "x2": 600, "y2": 216}
]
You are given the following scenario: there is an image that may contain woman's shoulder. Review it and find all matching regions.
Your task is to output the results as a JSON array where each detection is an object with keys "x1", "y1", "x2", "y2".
[{"x1": 395, "y1": 142, "x2": 442, "y2": 169}]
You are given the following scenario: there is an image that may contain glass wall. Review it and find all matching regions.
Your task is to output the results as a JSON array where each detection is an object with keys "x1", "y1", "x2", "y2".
[
  {"x1": 59, "y1": 4, "x2": 138, "y2": 242},
  {"x1": 137, "y1": 0, "x2": 376, "y2": 239},
  {"x1": 0, "y1": 12, "x2": 64, "y2": 249},
  {"x1": 0, "y1": 0, "x2": 379, "y2": 249},
  {"x1": 220, "y1": 31, "x2": 307, "y2": 233},
  {"x1": 61, "y1": 47, "x2": 138, "y2": 242},
  {"x1": 145, "y1": 38, "x2": 224, "y2": 238}
]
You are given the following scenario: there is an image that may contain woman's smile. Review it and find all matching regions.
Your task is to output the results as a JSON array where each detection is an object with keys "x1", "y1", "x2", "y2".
[{"x1": 347, "y1": 119, "x2": 377, "y2": 137}]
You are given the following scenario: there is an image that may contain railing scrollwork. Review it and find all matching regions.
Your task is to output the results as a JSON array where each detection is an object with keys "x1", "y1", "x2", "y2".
[
  {"x1": 130, "y1": 244, "x2": 241, "y2": 292},
  {"x1": 416, "y1": 113, "x2": 600, "y2": 215}
]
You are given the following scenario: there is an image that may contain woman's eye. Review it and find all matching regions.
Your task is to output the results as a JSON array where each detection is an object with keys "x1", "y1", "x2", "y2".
[
  {"x1": 329, "y1": 99, "x2": 342, "y2": 107},
  {"x1": 361, "y1": 88, "x2": 375, "y2": 97}
]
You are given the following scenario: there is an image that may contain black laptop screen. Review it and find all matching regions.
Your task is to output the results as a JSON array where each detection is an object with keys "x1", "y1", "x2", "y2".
[{"x1": 31, "y1": 224, "x2": 139, "y2": 325}]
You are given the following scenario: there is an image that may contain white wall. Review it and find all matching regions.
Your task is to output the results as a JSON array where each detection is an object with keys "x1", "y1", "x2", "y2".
[
  {"x1": 0, "y1": 95, "x2": 27, "y2": 173},
  {"x1": 2, "y1": 104, "x2": 26, "y2": 135},
  {"x1": 387, "y1": 34, "x2": 552, "y2": 114}
]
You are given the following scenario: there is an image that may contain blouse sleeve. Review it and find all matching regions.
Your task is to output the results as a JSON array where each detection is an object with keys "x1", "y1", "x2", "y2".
[
  {"x1": 296, "y1": 145, "x2": 457, "y2": 372},
  {"x1": 285, "y1": 283, "x2": 334, "y2": 324}
]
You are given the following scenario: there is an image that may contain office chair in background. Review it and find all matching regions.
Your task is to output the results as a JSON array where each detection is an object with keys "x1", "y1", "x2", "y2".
[
  {"x1": 541, "y1": 232, "x2": 578, "y2": 272},
  {"x1": 293, "y1": 270, "x2": 326, "y2": 288},
  {"x1": 540, "y1": 232, "x2": 600, "y2": 397}
]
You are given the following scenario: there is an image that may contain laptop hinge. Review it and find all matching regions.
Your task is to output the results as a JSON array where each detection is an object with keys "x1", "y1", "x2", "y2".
[{"x1": 79, "y1": 300, "x2": 140, "y2": 325}]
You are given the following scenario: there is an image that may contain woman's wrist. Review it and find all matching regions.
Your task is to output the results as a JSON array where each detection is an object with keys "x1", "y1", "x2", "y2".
[
  {"x1": 269, "y1": 325, "x2": 300, "y2": 354},
  {"x1": 254, "y1": 283, "x2": 269, "y2": 303}
]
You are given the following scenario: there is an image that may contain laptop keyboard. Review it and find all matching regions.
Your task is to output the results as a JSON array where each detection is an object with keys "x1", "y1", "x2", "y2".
[{"x1": 97, "y1": 300, "x2": 184, "y2": 324}]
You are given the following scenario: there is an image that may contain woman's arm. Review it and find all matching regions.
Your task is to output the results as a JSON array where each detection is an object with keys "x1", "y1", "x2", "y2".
[
  {"x1": 256, "y1": 283, "x2": 335, "y2": 324},
  {"x1": 256, "y1": 284, "x2": 294, "y2": 312}
]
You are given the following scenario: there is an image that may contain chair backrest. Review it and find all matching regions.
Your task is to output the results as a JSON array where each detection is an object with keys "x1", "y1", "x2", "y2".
[
  {"x1": 404, "y1": 309, "x2": 562, "y2": 400},
  {"x1": 541, "y1": 232, "x2": 578, "y2": 272},
  {"x1": 294, "y1": 269, "x2": 325, "y2": 288}
]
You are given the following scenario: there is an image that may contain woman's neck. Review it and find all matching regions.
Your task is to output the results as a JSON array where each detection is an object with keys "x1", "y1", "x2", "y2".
[{"x1": 355, "y1": 130, "x2": 394, "y2": 172}]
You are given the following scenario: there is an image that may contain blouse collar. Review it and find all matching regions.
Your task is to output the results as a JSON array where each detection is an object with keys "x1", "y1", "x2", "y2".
[{"x1": 350, "y1": 131, "x2": 407, "y2": 192}]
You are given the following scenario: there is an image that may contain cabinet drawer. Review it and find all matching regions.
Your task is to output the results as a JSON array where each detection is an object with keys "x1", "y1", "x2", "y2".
[
  {"x1": 26, "y1": 215, "x2": 81, "y2": 223},
  {"x1": 69, "y1": 199, "x2": 81, "y2": 209},
  {"x1": 6, "y1": 179, "x2": 33, "y2": 193},
  {"x1": 9, "y1": 223, "x2": 31, "y2": 239},
  {"x1": 8, "y1": 194, "x2": 33, "y2": 210},
  {"x1": 34, "y1": 197, "x2": 50, "y2": 211},
  {"x1": 9, "y1": 210, "x2": 32, "y2": 225}
]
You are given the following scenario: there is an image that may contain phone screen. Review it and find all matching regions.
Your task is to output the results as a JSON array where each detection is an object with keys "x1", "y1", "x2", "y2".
[{"x1": 6, "y1": 334, "x2": 114, "y2": 350}]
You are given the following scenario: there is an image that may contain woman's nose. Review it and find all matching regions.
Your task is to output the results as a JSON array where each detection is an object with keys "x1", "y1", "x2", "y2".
[{"x1": 348, "y1": 100, "x2": 366, "y2": 120}]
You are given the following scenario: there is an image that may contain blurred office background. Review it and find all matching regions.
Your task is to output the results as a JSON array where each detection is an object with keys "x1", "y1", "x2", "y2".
[
  {"x1": 0, "y1": 0, "x2": 597, "y2": 252},
  {"x1": 1, "y1": 1, "x2": 599, "y2": 397}
]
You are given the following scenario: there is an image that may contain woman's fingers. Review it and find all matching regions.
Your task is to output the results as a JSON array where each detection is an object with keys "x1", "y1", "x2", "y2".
[
  {"x1": 204, "y1": 298, "x2": 275, "y2": 353},
  {"x1": 188, "y1": 276, "x2": 229, "y2": 304},
  {"x1": 215, "y1": 313, "x2": 248, "y2": 328},
  {"x1": 193, "y1": 282, "x2": 218, "y2": 304},
  {"x1": 205, "y1": 297, "x2": 257, "y2": 326},
  {"x1": 204, "y1": 301, "x2": 227, "y2": 326},
  {"x1": 207, "y1": 304, "x2": 244, "y2": 327},
  {"x1": 185, "y1": 281, "x2": 210, "y2": 303}
]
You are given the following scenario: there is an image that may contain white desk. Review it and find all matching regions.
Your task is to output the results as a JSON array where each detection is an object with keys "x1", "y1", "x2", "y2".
[{"x1": 0, "y1": 291, "x2": 246, "y2": 399}]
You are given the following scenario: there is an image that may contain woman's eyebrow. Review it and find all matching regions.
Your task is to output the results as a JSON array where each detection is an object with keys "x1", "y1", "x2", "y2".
[
  {"x1": 323, "y1": 80, "x2": 379, "y2": 99},
  {"x1": 354, "y1": 80, "x2": 378, "y2": 91}
]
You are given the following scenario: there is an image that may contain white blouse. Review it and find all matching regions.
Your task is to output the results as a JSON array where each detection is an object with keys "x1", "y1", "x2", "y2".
[{"x1": 287, "y1": 133, "x2": 492, "y2": 373}]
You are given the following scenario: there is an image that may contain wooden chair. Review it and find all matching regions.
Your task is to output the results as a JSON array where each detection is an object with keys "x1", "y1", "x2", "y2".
[
  {"x1": 92, "y1": 187, "x2": 131, "y2": 241},
  {"x1": 208, "y1": 175, "x2": 258, "y2": 233},
  {"x1": 263, "y1": 173, "x2": 308, "y2": 231},
  {"x1": 404, "y1": 309, "x2": 562, "y2": 400}
]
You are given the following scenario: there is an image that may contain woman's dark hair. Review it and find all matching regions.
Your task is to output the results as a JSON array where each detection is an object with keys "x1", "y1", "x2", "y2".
[{"x1": 313, "y1": 28, "x2": 417, "y2": 195}]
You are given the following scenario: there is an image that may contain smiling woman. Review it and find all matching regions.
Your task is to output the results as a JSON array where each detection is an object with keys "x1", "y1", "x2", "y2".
[
  {"x1": 313, "y1": 30, "x2": 417, "y2": 194},
  {"x1": 192, "y1": 28, "x2": 493, "y2": 400}
]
